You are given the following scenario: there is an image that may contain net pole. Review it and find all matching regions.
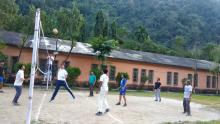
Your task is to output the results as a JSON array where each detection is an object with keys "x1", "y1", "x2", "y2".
[{"x1": 26, "y1": 8, "x2": 41, "y2": 124}]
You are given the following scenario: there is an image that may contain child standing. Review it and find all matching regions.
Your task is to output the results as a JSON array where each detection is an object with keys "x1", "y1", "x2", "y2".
[{"x1": 116, "y1": 75, "x2": 127, "y2": 106}]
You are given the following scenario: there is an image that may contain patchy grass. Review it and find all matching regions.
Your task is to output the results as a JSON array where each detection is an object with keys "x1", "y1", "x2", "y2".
[
  {"x1": 163, "y1": 120, "x2": 220, "y2": 124},
  {"x1": 109, "y1": 90, "x2": 220, "y2": 109},
  {"x1": 109, "y1": 90, "x2": 220, "y2": 124}
]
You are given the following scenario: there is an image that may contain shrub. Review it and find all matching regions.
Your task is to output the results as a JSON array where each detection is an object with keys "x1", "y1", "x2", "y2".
[
  {"x1": 0, "y1": 52, "x2": 7, "y2": 62},
  {"x1": 24, "y1": 63, "x2": 31, "y2": 78},
  {"x1": 66, "y1": 67, "x2": 81, "y2": 86},
  {"x1": 12, "y1": 62, "x2": 23, "y2": 73},
  {"x1": 13, "y1": 63, "x2": 31, "y2": 77},
  {"x1": 116, "y1": 72, "x2": 129, "y2": 87},
  {"x1": 138, "y1": 75, "x2": 149, "y2": 90},
  {"x1": 140, "y1": 75, "x2": 149, "y2": 84}
]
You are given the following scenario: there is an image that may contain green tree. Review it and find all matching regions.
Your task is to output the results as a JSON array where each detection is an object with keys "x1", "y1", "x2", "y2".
[
  {"x1": 110, "y1": 21, "x2": 117, "y2": 39},
  {"x1": 0, "y1": 0, "x2": 19, "y2": 31},
  {"x1": 171, "y1": 36, "x2": 189, "y2": 57},
  {"x1": 0, "y1": 41, "x2": 7, "y2": 62},
  {"x1": 78, "y1": 21, "x2": 86, "y2": 42},
  {"x1": 66, "y1": 67, "x2": 81, "y2": 86},
  {"x1": 209, "y1": 45, "x2": 220, "y2": 94},
  {"x1": 201, "y1": 44, "x2": 216, "y2": 61},
  {"x1": 94, "y1": 10, "x2": 105, "y2": 37},
  {"x1": 17, "y1": 6, "x2": 36, "y2": 61},
  {"x1": 103, "y1": 21, "x2": 109, "y2": 37},
  {"x1": 56, "y1": 6, "x2": 84, "y2": 62},
  {"x1": 134, "y1": 26, "x2": 149, "y2": 43},
  {"x1": 90, "y1": 36, "x2": 118, "y2": 64}
]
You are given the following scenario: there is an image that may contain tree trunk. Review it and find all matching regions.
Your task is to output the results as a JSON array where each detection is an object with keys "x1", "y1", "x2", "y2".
[
  {"x1": 64, "y1": 40, "x2": 75, "y2": 63},
  {"x1": 18, "y1": 36, "x2": 28, "y2": 62}
]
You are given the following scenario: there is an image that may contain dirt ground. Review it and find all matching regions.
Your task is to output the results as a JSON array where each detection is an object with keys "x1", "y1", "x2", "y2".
[{"x1": 0, "y1": 87, "x2": 220, "y2": 124}]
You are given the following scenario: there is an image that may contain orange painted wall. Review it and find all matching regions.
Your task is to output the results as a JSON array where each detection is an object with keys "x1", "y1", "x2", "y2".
[{"x1": 1, "y1": 46, "x2": 220, "y2": 90}]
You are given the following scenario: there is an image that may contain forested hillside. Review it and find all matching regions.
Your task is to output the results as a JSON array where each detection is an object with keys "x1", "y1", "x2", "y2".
[{"x1": 1, "y1": 0, "x2": 220, "y2": 61}]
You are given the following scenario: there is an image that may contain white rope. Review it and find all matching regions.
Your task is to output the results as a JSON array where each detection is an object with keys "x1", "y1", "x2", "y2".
[
  {"x1": 36, "y1": 66, "x2": 47, "y2": 75},
  {"x1": 31, "y1": 21, "x2": 52, "y2": 85},
  {"x1": 40, "y1": 21, "x2": 49, "y2": 56}
]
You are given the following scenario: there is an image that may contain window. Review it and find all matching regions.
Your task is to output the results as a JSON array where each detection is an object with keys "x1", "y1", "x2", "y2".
[
  {"x1": 188, "y1": 74, "x2": 193, "y2": 83},
  {"x1": 109, "y1": 66, "x2": 116, "y2": 81},
  {"x1": 52, "y1": 60, "x2": 58, "y2": 78},
  {"x1": 194, "y1": 74, "x2": 198, "y2": 87},
  {"x1": 206, "y1": 76, "x2": 211, "y2": 88},
  {"x1": 212, "y1": 76, "x2": 216, "y2": 88},
  {"x1": 133, "y1": 68, "x2": 139, "y2": 82},
  {"x1": 39, "y1": 59, "x2": 47, "y2": 75},
  {"x1": 173, "y1": 72, "x2": 178, "y2": 85},
  {"x1": 141, "y1": 69, "x2": 146, "y2": 83},
  {"x1": 91, "y1": 64, "x2": 98, "y2": 70},
  {"x1": 148, "y1": 70, "x2": 154, "y2": 84},
  {"x1": 167, "y1": 72, "x2": 172, "y2": 85}
]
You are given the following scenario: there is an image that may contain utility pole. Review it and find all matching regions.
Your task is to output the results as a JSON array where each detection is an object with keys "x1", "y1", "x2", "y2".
[
  {"x1": 193, "y1": 43, "x2": 198, "y2": 94},
  {"x1": 26, "y1": 8, "x2": 40, "y2": 124}
]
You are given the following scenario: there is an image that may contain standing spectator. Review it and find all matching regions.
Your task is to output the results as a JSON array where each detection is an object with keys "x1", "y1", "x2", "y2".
[
  {"x1": 116, "y1": 74, "x2": 127, "y2": 106},
  {"x1": 96, "y1": 69, "x2": 110, "y2": 116},
  {"x1": 12, "y1": 64, "x2": 25, "y2": 105},
  {"x1": 88, "y1": 72, "x2": 96, "y2": 97},
  {"x1": 183, "y1": 80, "x2": 192, "y2": 116},
  {"x1": 0, "y1": 61, "x2": 5, "y2": 93},
  {"x1": 154, "y1": 78, "x2": 161, "y2": 102}
]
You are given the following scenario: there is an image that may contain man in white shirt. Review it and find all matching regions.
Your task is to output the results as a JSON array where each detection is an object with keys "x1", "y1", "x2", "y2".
[
  {"x1": 50, "y1": 63, "x2": 75, "y2": 102},
  {"x1": 183, "y1": 80, "x2": 192, "y2": 116},
  {"x1": 96, "y1": 69, "x2": 110, "y2": 116},
  {"x1": 12, "y1": 64, "x2": 25, "y2": 105}
]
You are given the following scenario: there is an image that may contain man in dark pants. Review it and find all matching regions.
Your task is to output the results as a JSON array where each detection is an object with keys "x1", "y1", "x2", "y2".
[
  {"x1": 50, "y1": 63, "x2": 75, "y2": 102},
  {"x1": 0, "y1": 61, "x2": 5, "y2": 93},
  {"x1": 12, "y1": 64, "x2": 25, "y2": 105},
  {"x1": 183, "y1": 80, "x2": 192, "y2": 116},
  {"x1": 88, "y1": 72, "x2": 96, "y2": 97}
]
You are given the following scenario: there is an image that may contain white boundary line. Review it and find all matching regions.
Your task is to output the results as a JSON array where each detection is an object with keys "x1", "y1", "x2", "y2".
[
  {"x1": 80, "y1": 93, "x2": 124, "y2": 124},
  {"x1": 35, "y1": 92, "x2": 47, "y2": 121}
]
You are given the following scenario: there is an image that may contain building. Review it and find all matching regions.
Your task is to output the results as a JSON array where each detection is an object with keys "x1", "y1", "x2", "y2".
[{"x1": 0, "y1": 30, "x2": 219, "y2": 93}]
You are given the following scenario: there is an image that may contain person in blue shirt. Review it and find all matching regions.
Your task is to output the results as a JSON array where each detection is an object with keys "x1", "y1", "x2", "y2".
[
  {"x1": 88, "y1": 72, "x2": 96, "y2": 97},
  {"x1": 0, "y1": 61, "x2": 5, "y2": 93},
  {"x1": 116, "y1": 75, "x2": 127, "y2": 106}
]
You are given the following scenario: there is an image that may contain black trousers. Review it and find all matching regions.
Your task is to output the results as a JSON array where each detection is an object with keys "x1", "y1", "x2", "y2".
[
  {"x1": 89, "y1": 84, "x2": 94, "y2": 96},
  {"x1": 50, "y1": 80, "x2": 75, "y2": 100}
]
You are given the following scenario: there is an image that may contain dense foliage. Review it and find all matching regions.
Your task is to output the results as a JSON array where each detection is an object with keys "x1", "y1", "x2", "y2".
[
  {"x1": 1, "y1": 0, "x2": 220, "y2": 61},
  {"x1": 66, "y1": 66, "x2": 81, "y2": 85}
]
